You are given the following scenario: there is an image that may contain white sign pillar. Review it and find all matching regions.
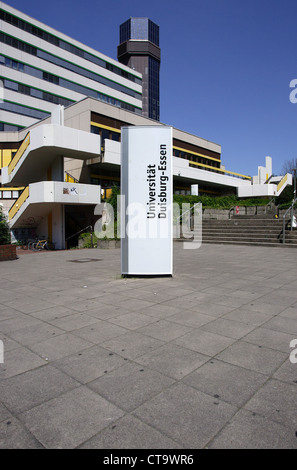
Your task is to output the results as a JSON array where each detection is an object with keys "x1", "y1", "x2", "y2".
[
  {"x1": 121, "y1": 126, "x2": 173, "y2": 276},
  {"x1": 191, "y1": 184, "x2": 199, "y2": 196}
]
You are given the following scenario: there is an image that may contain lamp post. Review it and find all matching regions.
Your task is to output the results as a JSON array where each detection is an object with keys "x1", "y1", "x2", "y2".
[{"x1": 291, "y1": 168, "x2": 297, "y2": 231}]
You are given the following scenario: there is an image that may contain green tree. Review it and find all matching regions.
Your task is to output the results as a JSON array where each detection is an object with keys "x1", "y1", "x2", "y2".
[
  {"x1": 281, "y1": 158, "x2": 297, "y2": 175},
  {"x1": 0, "y1": 208, "x2": 11, "y2": 245}
]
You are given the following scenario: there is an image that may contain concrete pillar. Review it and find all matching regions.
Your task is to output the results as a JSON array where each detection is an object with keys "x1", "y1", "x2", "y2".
[
  {"x1": 51, "y1": 205, "x2": 65, "y2": 250},
  {"x1": 51, "y1": 156, "x2": 64, "y2": 182},
  {"x1": 191, "y1": 184, "x2": 199, "y2": 196},
  {"x1": 265, "y1": 156, "x2": 272, "y2": 180}
]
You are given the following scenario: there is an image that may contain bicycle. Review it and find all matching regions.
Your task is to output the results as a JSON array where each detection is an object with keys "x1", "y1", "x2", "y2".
[
  {"x1": 27, "y1": 238, "x2": 38, "y2": 250},
  {"x1": 32, "y1": 239, "x2": 49, "y2": 251}
]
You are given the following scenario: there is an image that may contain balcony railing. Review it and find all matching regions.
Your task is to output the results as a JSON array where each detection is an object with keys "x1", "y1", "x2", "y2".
[
  {"x1": 8, "y1": 133, "x2": 30, "y2": 175},
  {"x1": 8, "y1": 185, "x2": 29, "y2": 220}
]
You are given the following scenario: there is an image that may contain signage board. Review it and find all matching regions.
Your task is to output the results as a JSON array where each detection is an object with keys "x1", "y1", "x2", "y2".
[{"x1": 121, "y1": 126, "x2": 172, "y2": 275}]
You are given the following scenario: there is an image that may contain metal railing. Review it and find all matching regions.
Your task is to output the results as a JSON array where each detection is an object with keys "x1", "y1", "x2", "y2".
[
  {"x1": 228, "y1": 205, "x2": 256, "y2": 218},
  {"x1": 265, "y1": 198, "x2": 275, "y2": 213},
  {"x1": 229, "y1": 201, "x2": 275, "y2": 219},
  {"x1": 174, "y1": 203, "x2": 201, "y2": 233},
  {"x1": 189, "y1": 161, "x2": 251, "y2": 180},
  {"x1": 65, "y1": 171, "x2": 79, "y2": 184},
  {"x1": 65, "y1": 225, "x2": 94, "y2": 248},
  {"x1": 277, "y1": 174, "x2": 288, "y2": 193},
  {"x1": 175, "y1": 203, "x2": 201, "y2": 220},
  {"x1": 8, "y1": 132, "x2": 30, "y2": 175},
  {"x1": 8, "y1": 186, "x2": 29, "y2": 220},
  {"x1": 282, "y1": 200, "x2": 296, "y2": 244}
]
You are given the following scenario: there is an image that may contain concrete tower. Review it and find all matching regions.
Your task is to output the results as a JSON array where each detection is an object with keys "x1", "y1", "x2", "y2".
[{"x1": 118, "y1": 18, "x2": 160, "y2": 121}]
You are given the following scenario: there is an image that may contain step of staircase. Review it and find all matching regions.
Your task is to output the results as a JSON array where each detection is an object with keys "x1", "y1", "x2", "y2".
[
  {"x1": 199, "y1": 213, "x2": 297, "y2": 247},
  {"x1": 196, "y1": 240, "x2": 297, "y2": 248}
]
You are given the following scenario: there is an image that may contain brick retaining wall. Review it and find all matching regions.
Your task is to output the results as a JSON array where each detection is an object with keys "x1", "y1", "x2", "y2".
[{"x1": 0, "y1": 244, "x2": 17, "y2": 261}]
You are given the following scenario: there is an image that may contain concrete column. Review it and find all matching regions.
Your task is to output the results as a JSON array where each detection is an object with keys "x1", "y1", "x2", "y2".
[
  {"x1": 191, "y1": 184, "x2": 199, "y2": 196},
  {"x1": 51, "y1": 204, "x2": 65, "y2": 249},
  {"x1": 51, "y1": 155, "x2": 64, "y2": 182}
]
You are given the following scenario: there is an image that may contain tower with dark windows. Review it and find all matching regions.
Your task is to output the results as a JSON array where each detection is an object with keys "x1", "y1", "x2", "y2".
[{"x1": 117, "y1": 18, "x2": 160, "y2": 121}]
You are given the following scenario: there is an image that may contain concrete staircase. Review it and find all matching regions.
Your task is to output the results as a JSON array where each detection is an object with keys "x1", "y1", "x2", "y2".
[{"x1": 202, "y1": 212, "x2": 297, "y2": 247}]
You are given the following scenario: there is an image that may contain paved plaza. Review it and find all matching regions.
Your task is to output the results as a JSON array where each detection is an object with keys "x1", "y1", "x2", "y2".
[{"x1": 0, "y1": 243, "x2": 297, "y2": 449}]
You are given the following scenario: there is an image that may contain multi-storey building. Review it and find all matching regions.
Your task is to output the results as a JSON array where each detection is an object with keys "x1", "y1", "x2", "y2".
[{"x1": 0, "y1": 1, "x2": 143, "y2": 133}]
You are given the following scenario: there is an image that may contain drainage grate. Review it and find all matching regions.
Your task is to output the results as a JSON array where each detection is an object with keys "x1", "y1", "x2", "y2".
[{"x1": 68, "y1": 258, "x2": 102, "y2": 263}]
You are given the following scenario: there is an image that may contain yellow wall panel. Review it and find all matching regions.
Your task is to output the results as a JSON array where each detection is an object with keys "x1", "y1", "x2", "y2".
[{"x1": 2, "y1": 149, "x2": 12, "y2": 168}]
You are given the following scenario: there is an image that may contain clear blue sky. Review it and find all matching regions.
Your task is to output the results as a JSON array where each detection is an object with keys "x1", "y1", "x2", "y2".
[{"x1": 4, "y1": 0, "x2": 297, "y2": 177}]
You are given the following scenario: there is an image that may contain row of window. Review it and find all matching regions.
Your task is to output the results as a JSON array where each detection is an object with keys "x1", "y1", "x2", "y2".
[
  {"x1": 0, "y1": 8, "x2": 142, "y2": 85},
  {"x1": 173, "y1": 149, "x2": 220, "y2": 168},
  {"x1": 1, "y1": 55, "x2": 142, "y2": 114},
  {"x1": 0, "y1": 189, "x2": 21, "y2": 199},
  {"x1": 91, "y1": 125, "x2": 120, "y2": 142},
  {"x1": 3, "y1": 78, "x2": 75, "y2": 107},
  {"x1": 0, "y1": 121, "x2": 24, "y2": 132},
  {"x1": 174, "y1": 187, "x2": 221, "y2": 196},
  {"x1": 0, "y1": 100, "x2": 50, "y2": 120},
  {"x1": 0, "y1": 32, "x2": 142, "y2": 99}
]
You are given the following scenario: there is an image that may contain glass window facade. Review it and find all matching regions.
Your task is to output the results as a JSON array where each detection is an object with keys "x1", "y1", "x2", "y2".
[
  {"x1": 91, "y1": 125, "x2": 121, "y2": 142},
  {"x1": 0, "y1": 100, "x2": 50, "y2": 120},
  {"x1": 3, "y1": 78, "x2": 74, "y2": 107},
  {"x1": 0, "y1": 122, "x2": 24, "y2": 132},
  {"x1": 148, "y1": 56, "x2": 160, "y2": 120},
  {"x1": 120, "y1": 18, "x2": 159, "y2": 46}
]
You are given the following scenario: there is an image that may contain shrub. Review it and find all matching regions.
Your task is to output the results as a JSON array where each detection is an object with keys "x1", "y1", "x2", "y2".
[
  {"x1": 0, "y1": 209, "x2": 11, "y2": 245},
  {"x1": 78, "y1": 232, "x2": 98, "y2": 248},
  {"x1": 173, "y1": 194, "x2": 270, "y2": 210}
]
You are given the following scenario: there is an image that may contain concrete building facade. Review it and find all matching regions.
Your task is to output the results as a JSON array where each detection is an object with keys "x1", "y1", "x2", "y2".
[{"x1": 0, "y1": 1, "x2": 142, "y2": 133}]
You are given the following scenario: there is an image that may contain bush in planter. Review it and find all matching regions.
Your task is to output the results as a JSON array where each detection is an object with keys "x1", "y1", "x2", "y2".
[
  {"x1": 0, "y1": 209, "x2": 11, "y2": 245},
  {"x1": 78, "y1": 232, "x2": 98, "y2": 248}
]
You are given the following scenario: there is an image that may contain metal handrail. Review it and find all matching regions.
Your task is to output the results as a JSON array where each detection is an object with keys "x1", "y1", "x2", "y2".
[
  {"x1": 229, "y1": 205, "x2": 252, "y2": 218},
  {"x1": 282, "y1": 200, "x2": 296, "y2": 244},
  {"x1": 65, "y1": 171, "x2": 79, "y2": 184},
  {"x1": 265, "y1": 198, "x2": 275, "y2": 214},
  {"x1": 8, "y1": 132, "x2": 30, "y2": 175},
  {"x1": 229, "y1": 202, "x2": 276, "y2": 219},
  {"x1": 65, "y1": 224, "x2": 93, "y2": 247},
  {"x1": 175, "y1": 203, "x2": 201, "y2": 222},
  {"x1": 8, "y1": 185, "x2": 29, "y2": 220}
]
